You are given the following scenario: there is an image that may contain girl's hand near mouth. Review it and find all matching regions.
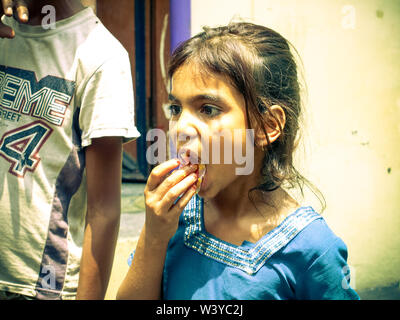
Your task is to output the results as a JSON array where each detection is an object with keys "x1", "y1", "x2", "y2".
[
  {"x1": 117, "y1": 159, "x2": 198, "y2": 300},
  {"x1": 144, "y1": 159, "x2": 198, "y2": 242}
]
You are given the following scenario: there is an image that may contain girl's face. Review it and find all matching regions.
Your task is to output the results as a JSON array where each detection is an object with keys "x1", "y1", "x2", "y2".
[{"x1": 168, "y1": 62, "x2": 256, "y2": 199}]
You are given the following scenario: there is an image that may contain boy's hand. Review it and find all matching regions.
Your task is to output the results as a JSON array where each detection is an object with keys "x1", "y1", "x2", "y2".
[
  {"x1": 1, "y1": 0, "x2": 29, "y2": 38},
  {"x1": 144, "y1": 159, "x2": 198, "y2": 242}
]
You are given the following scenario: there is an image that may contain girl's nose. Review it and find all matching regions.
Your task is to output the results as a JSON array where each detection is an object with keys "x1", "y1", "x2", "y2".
[
  {"x1": 173, "y1": 110, "x2": 199, "y2": 144},
  {"x1": 169, "y1": 111, "x2": 205, "y2": 163}
]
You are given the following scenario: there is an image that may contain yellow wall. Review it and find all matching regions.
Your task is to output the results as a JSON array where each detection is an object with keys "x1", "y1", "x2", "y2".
[
  {"x1": 191, "y1": 0, "x2": 400, "y2": 292},
  {"x1": 81, "y1": 0, "x2": 96, "y2": 12}
]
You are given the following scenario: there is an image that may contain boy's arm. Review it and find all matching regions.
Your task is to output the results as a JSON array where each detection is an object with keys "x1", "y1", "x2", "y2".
[{"x1": 76, "y1": 136, "x2": 123, "y2": 300}]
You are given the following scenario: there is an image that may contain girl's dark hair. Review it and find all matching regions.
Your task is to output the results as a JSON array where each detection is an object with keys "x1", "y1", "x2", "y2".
[{"x1": 168, "y1": 22, "x2": 325, "y2": 210}]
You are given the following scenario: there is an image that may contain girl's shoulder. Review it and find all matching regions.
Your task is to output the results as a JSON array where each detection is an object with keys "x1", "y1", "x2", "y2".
[
  {"x1": 280, "y1": 209, "x2": 359, "y2": 300},
  {"x1": 278, "y1": 209, "x2": 349, "y2": 269},
  {"x1": 291, "y1": 211, "x2": 345, "y2": 249}
]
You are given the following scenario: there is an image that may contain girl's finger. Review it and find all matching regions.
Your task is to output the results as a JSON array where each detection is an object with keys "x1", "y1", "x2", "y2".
[
  {"x1": 157, "y1": 163, "x2": 197, "y2": 196},
  {"x1": 146, "y1": 159, "x2": 180, "y2": 191},
  {"x1": 2, "y1": 0, "x2": 13, "y2": 16},
  {"x1": 169, "y1": 179, "x2": 197, "y2": 215},
  {"x1": 161, "y1": 172, "x2": 197, "y2": 212}
]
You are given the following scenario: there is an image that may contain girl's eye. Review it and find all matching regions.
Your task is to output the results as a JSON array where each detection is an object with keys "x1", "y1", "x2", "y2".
[
  {"x1": 168, "y1": 104, "x2": 182, "y2": 117},
  {"x1": 200, "y1": 105, "x2": 221, "y2": 117}
]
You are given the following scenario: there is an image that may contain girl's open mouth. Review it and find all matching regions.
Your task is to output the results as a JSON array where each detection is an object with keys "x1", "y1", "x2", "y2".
[{"x1": 178, "y1": 148, "x2": 206, "y2": 193}]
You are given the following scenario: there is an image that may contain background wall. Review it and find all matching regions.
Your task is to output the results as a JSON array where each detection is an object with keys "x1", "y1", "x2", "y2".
[
  {"x1": 191, "y1": 0, "x2": 400, "y2": 295},
  {"x1": 81, "y1": 0, "x2": 96, "y2": 12}
]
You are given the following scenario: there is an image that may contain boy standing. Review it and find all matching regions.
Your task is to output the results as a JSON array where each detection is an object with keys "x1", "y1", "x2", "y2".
[{"x1": 0, "y1": 0, "x2": 140, "y2": 299}]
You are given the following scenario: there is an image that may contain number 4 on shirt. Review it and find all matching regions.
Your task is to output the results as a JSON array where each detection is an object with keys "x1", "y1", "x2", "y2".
[{"x1": 0, "y1": 121, "x2": 53, "y2": 177}]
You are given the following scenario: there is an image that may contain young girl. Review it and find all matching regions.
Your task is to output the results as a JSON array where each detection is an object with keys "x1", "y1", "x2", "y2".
[{"x1": 117, "y1": 22, "x2": 359, "y2": 300}]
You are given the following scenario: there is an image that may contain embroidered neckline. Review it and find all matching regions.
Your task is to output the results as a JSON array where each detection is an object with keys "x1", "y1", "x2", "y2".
[{"x1": 183, "y1": 195, "x2": 321, "y2": 274}]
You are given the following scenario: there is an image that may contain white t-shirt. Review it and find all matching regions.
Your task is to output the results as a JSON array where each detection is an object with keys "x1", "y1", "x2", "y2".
[{"x1": 0, "y1": 8, "x2": 140, "y2": 299}]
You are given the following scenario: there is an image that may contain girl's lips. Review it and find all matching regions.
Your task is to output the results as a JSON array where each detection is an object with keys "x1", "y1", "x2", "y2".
[
  {"x1": 177, "y1": 148, "x2": 201, "y2": 165},
  {"x1": 177, "y1": 148, "x2": 206, "y2": 193}
]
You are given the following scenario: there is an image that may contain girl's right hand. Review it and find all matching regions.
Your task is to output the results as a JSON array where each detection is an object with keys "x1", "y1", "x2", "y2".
[{"x1": 144, "y1": 159, "x2": 198, "y2": 242}]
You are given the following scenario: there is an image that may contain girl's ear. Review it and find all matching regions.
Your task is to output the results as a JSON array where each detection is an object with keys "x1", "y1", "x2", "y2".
[{"x1": 255, "y1": 104, "x2": 286, "y2": 148}]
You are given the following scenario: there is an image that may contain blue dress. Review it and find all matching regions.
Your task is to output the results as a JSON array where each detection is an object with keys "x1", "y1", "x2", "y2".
[{"x1": 129, "y1": 195, "x2": 359, "y2": 300}]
